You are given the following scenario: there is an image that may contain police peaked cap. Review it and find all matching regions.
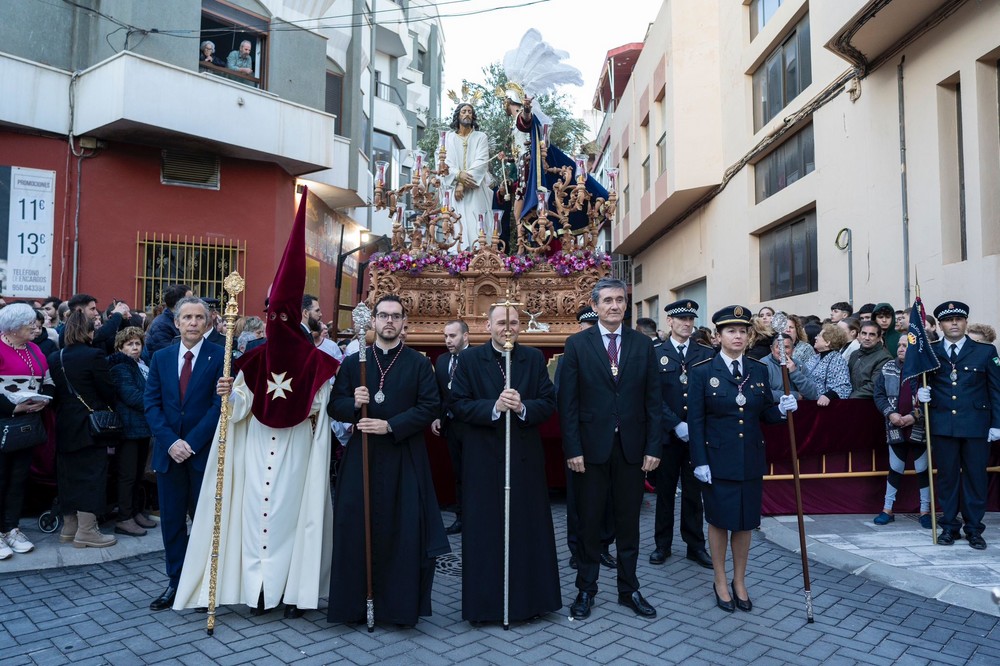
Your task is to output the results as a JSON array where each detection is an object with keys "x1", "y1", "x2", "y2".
[
  {"x1": 933, "y1": 301, "x2": 969, "y2": 321},
  {"x1": 664, "y1": 299, "x2": 699, "y2": 318},
  {"x1": 576, "y1": 306, "x2": 599, "y2": 323},
  {"x1": 712, "y1": 305, "x2": 753, "y2": 327}
]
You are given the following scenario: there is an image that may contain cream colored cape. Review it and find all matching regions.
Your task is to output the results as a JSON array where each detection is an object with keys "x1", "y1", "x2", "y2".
[{"x1": 174, "y1": 371, "x2": 333, "y2": 610}]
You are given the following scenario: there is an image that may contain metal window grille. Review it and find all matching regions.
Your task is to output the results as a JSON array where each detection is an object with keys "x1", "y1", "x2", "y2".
[{"x1": 135, "y1": 232, "x2": 247, "y2": 312}]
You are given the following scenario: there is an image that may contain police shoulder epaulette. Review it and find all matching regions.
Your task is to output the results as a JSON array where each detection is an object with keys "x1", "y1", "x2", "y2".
[
  {"x1": 746, "y1": 356, "x2": 767, "y2": 365},
  {"x1": 691, "y1": 357, "x2": 712, "y2": 368}
]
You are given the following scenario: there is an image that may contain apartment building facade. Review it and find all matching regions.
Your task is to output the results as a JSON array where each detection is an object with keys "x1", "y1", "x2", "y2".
[
  {"x1": 601, "y1": 0, "x2": 1000, "y2": 329},
  {"x1": 0, "y1": 0, "x2": 442, "y2": 326}
]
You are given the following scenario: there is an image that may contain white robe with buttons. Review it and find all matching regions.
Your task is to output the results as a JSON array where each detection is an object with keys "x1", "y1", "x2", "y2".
[{"x1": 174, "y1": 371, "x2": 333, "y2": 610}]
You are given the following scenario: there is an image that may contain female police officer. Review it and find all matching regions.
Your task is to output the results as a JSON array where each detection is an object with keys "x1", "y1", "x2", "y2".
[{"x1": 687, "y1": 306, "x2": 797, "y2": 612}]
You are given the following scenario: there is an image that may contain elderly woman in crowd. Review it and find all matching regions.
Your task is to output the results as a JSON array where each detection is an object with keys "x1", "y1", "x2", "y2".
[
  {"x1": 107, "y1": 327, "x2": 156, "y2": 537},
  {"x1": 806, "y1": 324, "x2": 853, "y2": 406},
  {"x1": 967, "y1": 323, "x2": 996, "y2": 345},
  {"x1": 47, "y1": 310, "x2": 118, "y2": 548},
  {"x1": 0, "y1": 304, "x2": 56, "y2": 559}
]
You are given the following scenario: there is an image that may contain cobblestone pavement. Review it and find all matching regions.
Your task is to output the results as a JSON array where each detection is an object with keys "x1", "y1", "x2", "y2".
[{"x1": 2, "y1": 497, "x2": 999, "y2": 665}]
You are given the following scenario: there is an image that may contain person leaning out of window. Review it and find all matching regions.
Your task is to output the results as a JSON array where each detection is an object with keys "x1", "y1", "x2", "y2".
[
  {"x1": 199, "y1": 40, "x2": 225, "y2": 67},
  {"x1": 47, "y1": 310, "x2": 119, "y2": 548},
  {"x1": 0, "y1": 304, "x2": 56, "y2": 559},
  {"x1": 107, "y1": 327, "x2": 157, "y2": 537}
]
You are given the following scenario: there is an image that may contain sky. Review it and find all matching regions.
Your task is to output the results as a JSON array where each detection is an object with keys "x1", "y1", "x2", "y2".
[{"x1": 434, "y1": 0, "x2": 662, "y2": 137}]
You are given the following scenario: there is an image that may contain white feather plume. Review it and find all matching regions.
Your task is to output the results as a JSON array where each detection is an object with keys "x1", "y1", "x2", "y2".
[{"x1": 503, "y1": 29, "x2": 583, "y2": 98}]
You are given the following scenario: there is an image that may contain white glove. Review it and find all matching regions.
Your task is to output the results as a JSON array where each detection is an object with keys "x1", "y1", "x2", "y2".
[
  {"x1": 988, "y1": 428, "x2": 1000, "y2": 442},
  {"x1": 693, "y1": 465, "x2": 711, "y2": 484},
  {"x1": 673, "y1": 421, "x2": 690, "y2": 442},
  {"x1": 916, "y1": 387, "x2": 932, "y2": 403},
  {"x1": 778, "y1": 394, "x2": 798, "y2": 415}
]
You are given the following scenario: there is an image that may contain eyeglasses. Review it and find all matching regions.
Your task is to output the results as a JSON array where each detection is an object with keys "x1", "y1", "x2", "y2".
[{"x1": 375, "y1": 312, "x2": 404, "y2": 322}]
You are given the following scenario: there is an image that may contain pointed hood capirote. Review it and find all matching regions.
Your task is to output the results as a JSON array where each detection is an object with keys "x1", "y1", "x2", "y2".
[{"x1": 235, "y1": 188, "x2": 340, "y2": 428}]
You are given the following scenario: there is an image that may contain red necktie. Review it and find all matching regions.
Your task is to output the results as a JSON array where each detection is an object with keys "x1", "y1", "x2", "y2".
[{"x1": 179, "y1": 350, "x2": 194, "y2": 402}]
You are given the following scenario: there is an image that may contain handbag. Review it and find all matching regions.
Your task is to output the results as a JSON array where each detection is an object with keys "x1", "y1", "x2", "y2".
[
  {"x1": 59, "y1": 349, "x2": 124, "y2": 440},
  {"x1": 0, "y1": 412, "x2": 47, "y2": 452}
]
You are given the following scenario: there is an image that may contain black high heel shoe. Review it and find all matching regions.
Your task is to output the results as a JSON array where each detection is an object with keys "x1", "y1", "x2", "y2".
[
  {"x1": 713, "y1": 582, "x2": 734, "y2": 613},
  {"x1": 731, "y1": 582, "x2": 752, "y2": 612}
]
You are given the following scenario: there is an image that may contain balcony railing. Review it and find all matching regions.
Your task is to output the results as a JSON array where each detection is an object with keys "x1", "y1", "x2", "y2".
[
  {"x1": 199, "y1": 61, "x2": 260, "y2": 88},
  {"x1": 376, "y1": 81, "x2": 405, "y2": 106},
  {"x1": 611, "y1": 255, "x2": 632, "y2": 285}
]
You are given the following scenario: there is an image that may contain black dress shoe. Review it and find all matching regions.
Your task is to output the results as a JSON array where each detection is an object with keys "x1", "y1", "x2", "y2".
[
  {"x1": 713, "y1": 583, "x2": 734, "y2": 613},
  {"x1": 968, "y1": 534, "x2": 987, "y2": 550},
  {"x1": 731, "y1": 582, "x2": 752, "y2": 612},
  {"x1": 284, "y1": 604, "x2": 305, "y2": 619},
  {"x1": 150, "y1": 586, "x2": 176, "y2": 612},
  {"x1": 569, "y1": 555, "x2": 578, "y2": 570},
  {"x1": 617, "y1": 591, "x2": 656, "y2": 618},
  {"x1": 687, "y1": 548, "x2": 713, "y2": 569},
  {"x1": 937, "y1": 531, "x2": 956, "y2": 545},
  {"x1": 649, "y1": 548, "x2": 670, "y2": 565},
  {"x1": 600, "y1": 549, "x2": 617, "y2": 569},
  {"x1": 445, "y1": 519, "x2": 462, "y2": 535},
  {"x1": 569, "y1": 591, "x2": 594, "y2": 619},
  {"x1": 194, "y1": 607, "x2": 208, "y2": 614}
]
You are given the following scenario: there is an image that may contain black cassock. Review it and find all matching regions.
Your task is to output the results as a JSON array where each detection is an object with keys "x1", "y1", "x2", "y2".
[
  {"x1": 327, "y1": 343, "x2": 450, "y2": 626},
  {"x1": 450, "y1": 342, "x2": 560, "y2": 622}
]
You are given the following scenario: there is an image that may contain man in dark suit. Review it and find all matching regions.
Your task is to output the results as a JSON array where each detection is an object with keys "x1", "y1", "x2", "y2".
[
  {"x1": 144, "y1": 296, "x2": 225, "y2": 611},
  {"x1": 559, "y1": 277, "x2": 662, "y2": 619},
  {"x1": 917, "y1": 301, "x2": 1000, "y2": 550},
  {"x1": 650, "y1": 300, "x2": 713, "y2": 568},
  {"x1": 431, "y1": 319, "x2": 470, "y2": 535}
]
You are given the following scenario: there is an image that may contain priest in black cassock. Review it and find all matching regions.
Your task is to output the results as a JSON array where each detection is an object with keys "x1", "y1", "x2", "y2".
[
  {"x1": 450, "y1": 304, "x2": 560, "y2": 623},
  {"x1": 326, "y1": 295, "x2": 449, "y2": 627}
]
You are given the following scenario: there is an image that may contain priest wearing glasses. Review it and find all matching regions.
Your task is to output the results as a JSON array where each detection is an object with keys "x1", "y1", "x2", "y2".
[{"x1": 326, "y1": 295, "x2": 448, "y2": 628}]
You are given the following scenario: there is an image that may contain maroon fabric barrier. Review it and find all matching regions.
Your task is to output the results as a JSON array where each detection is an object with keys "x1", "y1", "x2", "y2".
[
  {"x1": 417, "y1": 344, "x2": 1000, "y2": 514},
  {"x1": 760, "y1": 400, "x2": 1000, "y2": 515}
]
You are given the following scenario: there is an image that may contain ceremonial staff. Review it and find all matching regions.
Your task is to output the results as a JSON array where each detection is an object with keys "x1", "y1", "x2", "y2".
[
  {"x1": 353, "y1": 303, "x2": 376, "y2": 632},
  {"x1": 206, "y1": 271, "x2": 245, "y2": 636},
  {"x1": 492, "y1": 289, "x2": 523, "y2": 631},
  {"x1": 771, "y1": 312, "x2": 814, "y2": 624}
]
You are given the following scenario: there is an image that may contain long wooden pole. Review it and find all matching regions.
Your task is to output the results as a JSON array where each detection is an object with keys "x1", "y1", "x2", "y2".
[
  {"x1": 353, "y1": 304, "x2": 375, "y2": 632},
  {"x1": 207, "y1": 271, "x2": 245, "y2": 636},
  {"x1": 914, "y1": 283, "x2": 939, "y2": 545},
  {"x1": 772, "y1": 314, "x2": 814, "y2": 624}
]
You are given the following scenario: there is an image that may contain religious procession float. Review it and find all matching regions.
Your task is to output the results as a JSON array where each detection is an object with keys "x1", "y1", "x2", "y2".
[{"x1": 364, "y1": 29, "x2": 615, "y2": 348}]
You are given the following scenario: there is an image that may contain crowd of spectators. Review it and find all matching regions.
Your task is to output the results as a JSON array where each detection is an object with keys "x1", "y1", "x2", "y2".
[
  {"x1": 0, "y1": 285, "x2": 366, "y2": 560},
  {"x1": 640, "y1": 298, "x2": 998, "y2": 531}
]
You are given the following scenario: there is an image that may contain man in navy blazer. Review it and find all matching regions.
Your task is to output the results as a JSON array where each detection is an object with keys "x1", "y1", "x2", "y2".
[
  {"x1": 917, "y1": 301, "x2": 1000, "y2": 550},
  {"x1": 559, "y1": 277, "x2": 662, "y2": 620},
  {"x1": 144, "y1": 297, "x2": 225, "y2": 611}
]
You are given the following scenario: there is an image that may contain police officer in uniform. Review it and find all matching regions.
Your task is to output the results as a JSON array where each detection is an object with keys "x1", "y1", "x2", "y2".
[
  {"x1": 688, "y1": 306, "x2": 797, "y2": 613},
  {"x1": 650, "y1": 300, "x2": 713, "y2": 568},
  {"x1": 916, "y1": 301, "x2": 1000, "y2": 550}
]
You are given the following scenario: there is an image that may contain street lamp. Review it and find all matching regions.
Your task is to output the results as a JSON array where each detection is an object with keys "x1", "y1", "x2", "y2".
[{"x1": 334, "y1": 230, "x2": 387, "y2": 328}]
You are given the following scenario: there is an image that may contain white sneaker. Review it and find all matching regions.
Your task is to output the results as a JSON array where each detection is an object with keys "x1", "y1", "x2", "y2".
[
  {"x1": 0, "y1": 538, "x2": 11, "y2": 560},
  {"x1": 2, "y1": 528, "x2": 34, "y2": 554}
]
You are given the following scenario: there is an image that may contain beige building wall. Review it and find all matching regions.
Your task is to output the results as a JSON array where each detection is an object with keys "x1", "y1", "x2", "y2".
[{"x1": 611, "y1": 0, "x2": 1000, "y2": 329}]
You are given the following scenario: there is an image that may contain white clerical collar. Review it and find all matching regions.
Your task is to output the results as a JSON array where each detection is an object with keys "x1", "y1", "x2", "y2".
[{"x1": 375, "y1": 339, "x2": 402, "y2": 355}]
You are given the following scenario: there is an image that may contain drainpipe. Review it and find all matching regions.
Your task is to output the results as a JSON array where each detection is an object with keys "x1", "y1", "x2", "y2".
[
  {"x1": 367, "y1": 0, "x2": 377, "y2": 233},
  {"x1": 898, "y1": 56, "x2": 911, "y2": 306}
]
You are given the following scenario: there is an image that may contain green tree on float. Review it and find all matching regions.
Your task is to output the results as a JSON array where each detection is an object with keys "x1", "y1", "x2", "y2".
[{"x1": 419, "y1": 62, "x2": 589, "y2": 184}]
